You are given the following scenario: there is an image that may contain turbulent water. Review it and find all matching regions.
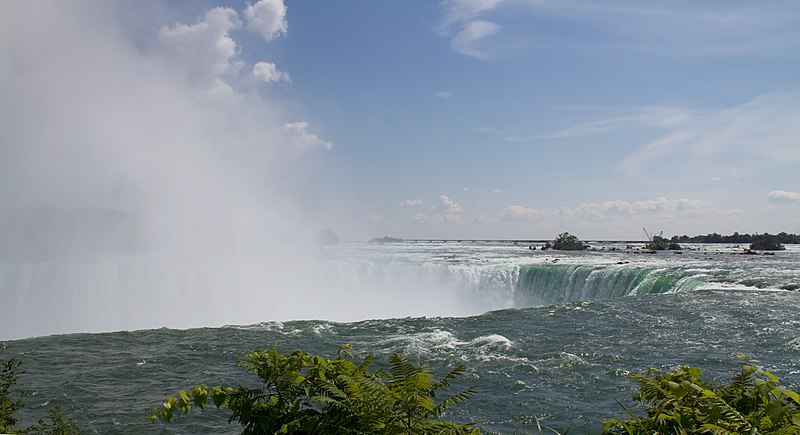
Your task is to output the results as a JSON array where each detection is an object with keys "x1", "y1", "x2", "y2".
[{"x1": 1, "y1": 242, "x2": 799, "y2": 433}]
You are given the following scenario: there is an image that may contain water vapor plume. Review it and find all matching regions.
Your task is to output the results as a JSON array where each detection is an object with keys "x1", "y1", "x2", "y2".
[{"x1": 0, "y1": 1, "x2": 345, "y2": 339}]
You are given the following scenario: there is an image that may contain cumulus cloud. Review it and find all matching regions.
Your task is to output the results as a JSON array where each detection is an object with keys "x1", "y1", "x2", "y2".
[
  {"x1": 157, "y1": 7, "x2": 243, "y2": 88},
  {"x1": 503, "y1": 197, "x2": 722, "y2": 222},
  {"x1": 281, "y1": 122, "x2": 333, "y2": 151},
  {"x1": 436, "y1": 195, "x2": 463, "y2": 213},
  {"x1": 244, "y1": 0, "x2": 288, "y2": 41},
  {"x1": 767, "y1": 190, "x2": 800, "y2": 202},
  {"x1": 401, "y1": 198, "x2": 423, "y2": 207},
  {"x1": 411, "y1": 212, "x2": 441, "y2": 226},
  {"x1": 501, "y1": 205, "x2": 554, "y2": 221},
  {"x1": 252, "y1": 61, "x2": 291, "y2": 82},
  {"x1": 573, "y1": 197, "x2": 715, "y2": 220},
  {"x1": 409, "y1": 195, "x2": 468, "y2": 226}
]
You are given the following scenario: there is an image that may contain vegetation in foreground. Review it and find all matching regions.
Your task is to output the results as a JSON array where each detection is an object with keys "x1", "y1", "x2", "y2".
[
  {"x1": 5, "y1": 349, "x2": 799, "y2": 434},
  {"x1": 604, "y1": 358, "x2": 800, "y2": 434},
  {"x1": 151, "y1": 345, "x2": 479, "y2": 434},
  {"x1": 1, "y1": 359, "x2": 78, "y2": 434},
  {"x1": 152, "y1": 347, "x2": 800, "y2": 434}
]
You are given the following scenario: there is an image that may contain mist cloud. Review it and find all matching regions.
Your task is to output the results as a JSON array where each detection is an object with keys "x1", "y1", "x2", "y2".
[
  {"x1": 0, "y1": 1, "x2": 345, "y2": 338},
  {"x1": 0, "y1": 1, "x2": 332, "y2": 250}
]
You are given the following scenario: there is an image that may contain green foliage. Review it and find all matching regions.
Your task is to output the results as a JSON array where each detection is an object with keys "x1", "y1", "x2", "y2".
[
  {"x1": 152, "y1": 345, "x2": 479, "y2": 434},
  {"x1": 603, "y1": 360, "x2": 800, "y2": 434},
  {"x1": 750, "y1": 234, "x2": 786, "y2": 251},
  {"x1": 671, "y1": 231, "x2": 800, "y2": 245},
  {"x1": 552, "y1": 232, "x2": 586, "y2": 251},
  {"x1": 1, "y1": 359, "x2": 24, "y2": 432},
  {"x1": 0, "y1": 358, "x2": 79, "y2": 435}
]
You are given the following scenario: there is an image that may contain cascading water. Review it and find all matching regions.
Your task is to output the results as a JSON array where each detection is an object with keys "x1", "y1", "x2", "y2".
[
  {"x1": 2, "y1": 238, "x2": 796, "y2": 340},
  {"x1": 512, "y1": 263, "x2": 706, "y2": 307}
]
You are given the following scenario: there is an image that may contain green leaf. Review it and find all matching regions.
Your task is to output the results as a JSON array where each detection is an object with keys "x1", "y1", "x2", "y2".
[{"x1": 211, "y1": 386, "x2": 228, "y2": 408}]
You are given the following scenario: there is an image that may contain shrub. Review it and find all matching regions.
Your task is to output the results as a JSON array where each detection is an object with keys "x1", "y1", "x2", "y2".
[
  {"x1": 603, "y1": 360, "x2": 800, "y2": 434},
  {"x1": 1, "y1": 359, "x2": 79, "y2": 435},
  {"x1": 152, "y1": 345, "x2": 479, "y2": 434},
  {"x1": 552, "y1": 232, "x2": 586, "y2": 251},
  {"x1": 750, "y1": 234, "x2": 786, "y2": 251}
]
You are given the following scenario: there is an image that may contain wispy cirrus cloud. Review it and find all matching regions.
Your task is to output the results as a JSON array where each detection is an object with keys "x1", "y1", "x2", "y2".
[
  {"x1": 438, "y1": 0, "x2": 800, "y2": 58},
  {"x1": 434, "y1": 91, "x2": 454, "y2": 100},
  {"x1": 449, "y1": 20, "x2": 501, "y2": 58},
  {"x1": 439, "y1": 0, "x2": 505, "y2": 58},
  {"x1": 619, "y1": 92, "x2": 800, "y2": 176}
]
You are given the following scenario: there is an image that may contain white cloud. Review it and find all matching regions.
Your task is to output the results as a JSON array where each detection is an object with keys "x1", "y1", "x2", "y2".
[
  {"x1": 401, "y1": 198, "x2": 423, "y2": 207},
  {"x1": 450, "y1": 20, "x2": 500, "y2": 58},
  {"x1": 441, "y1": 0, "x2": 506, "y2": 26},
  {"x1": 438, "y1": 1, "x2": 800, "y2": 61},
  {"x1": 620, "y1": 92, "x2": 800, "y2": 175},
  {"x1": 252, "y1": 61, "x2": 291, "y2": 83},
  {"x1": 573, "y1": 197, "x2": 716, "y2": 220},
  {"x1": 501, "y1": 205, "x2": 554, "y2": 221},
  {"x1": 767, "y1": 190, "x2": 800, "y2": 202},
  {"x1": 411, "y1": 212, "x2": 440, "y2": 225},
  {"x1": 369, "y1": 214, "x2": 383, "y2": 223},
  {"x1": 157, "y1": 7, "x2": 243, "y2": 88},
  {"x1": 409, "y1": 195, "x2": 468, "y2": 226},
  {"x1": 244, "y1": 0, "x2": 288, "y2": 41},
  {"x1": 436, "y1": 195, "x2": 463, "y2": 213},
  {"x1": 435, "y1": 91, "x2": 454, "y2": 100},
  {"x1": 534, "y1": 106, "x2": 695, "y2": 141},
  {"x1": 281, "y1": 122, "x2": 333, "y2": 152},
  {"x1": 503, "y1": 197, "x2": 723, "y2": 222},
  {"x1": 493, "y1": 188, "x2": 503, "y2": 193}
]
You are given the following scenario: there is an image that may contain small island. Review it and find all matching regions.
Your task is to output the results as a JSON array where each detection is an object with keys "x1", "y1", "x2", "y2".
[{"x1": 551, "y1": 232, "x2": 587, "y2": 250}]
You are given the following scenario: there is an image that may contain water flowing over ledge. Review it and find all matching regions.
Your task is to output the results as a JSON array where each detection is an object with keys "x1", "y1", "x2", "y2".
[{"x1": 1, "y1": 242, "x2": 797, "y2": 340}]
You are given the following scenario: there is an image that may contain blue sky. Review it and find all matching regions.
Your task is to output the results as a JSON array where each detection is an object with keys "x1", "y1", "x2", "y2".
[{"x1": 2, "y1": 0, "x2": 799, "y2": 241}]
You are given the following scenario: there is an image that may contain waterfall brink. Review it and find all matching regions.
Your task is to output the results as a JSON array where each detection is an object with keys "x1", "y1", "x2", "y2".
[
  {"x1": 1, "y1": 235, "x2": 722, "y2": 340},
  {"x1": 512, "y1": 263, "x2": 705, "y2": 307}
]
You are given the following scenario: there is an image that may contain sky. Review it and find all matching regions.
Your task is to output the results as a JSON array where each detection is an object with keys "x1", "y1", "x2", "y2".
[{"x1": 1, "y1": 0, "x2": 799, "y2": 242}]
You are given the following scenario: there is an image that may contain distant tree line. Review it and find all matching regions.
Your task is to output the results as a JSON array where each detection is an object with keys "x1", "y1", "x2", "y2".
[{"x1": 669, "y1": 232, "x2": 800, "y2": 244}]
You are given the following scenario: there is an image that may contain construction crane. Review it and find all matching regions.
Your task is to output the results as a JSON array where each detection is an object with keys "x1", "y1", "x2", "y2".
[{"x1": 642, "y1": 228, "x2": 663, "y2": 242}]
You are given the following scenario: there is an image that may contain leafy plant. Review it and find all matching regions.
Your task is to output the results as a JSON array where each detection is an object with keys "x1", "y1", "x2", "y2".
[
  {"x1": 152, "y1": 345, "x2": 479, "y2": 434},
  {"x1": 1, "y1": 358, "x2": 79, "y2": 435},
  {"x1": 552, "y1": 232, "x2": 586, "y2": 251},
  {"x1": 603, "y1": 359, "x2": 800, "y2": 434}
]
